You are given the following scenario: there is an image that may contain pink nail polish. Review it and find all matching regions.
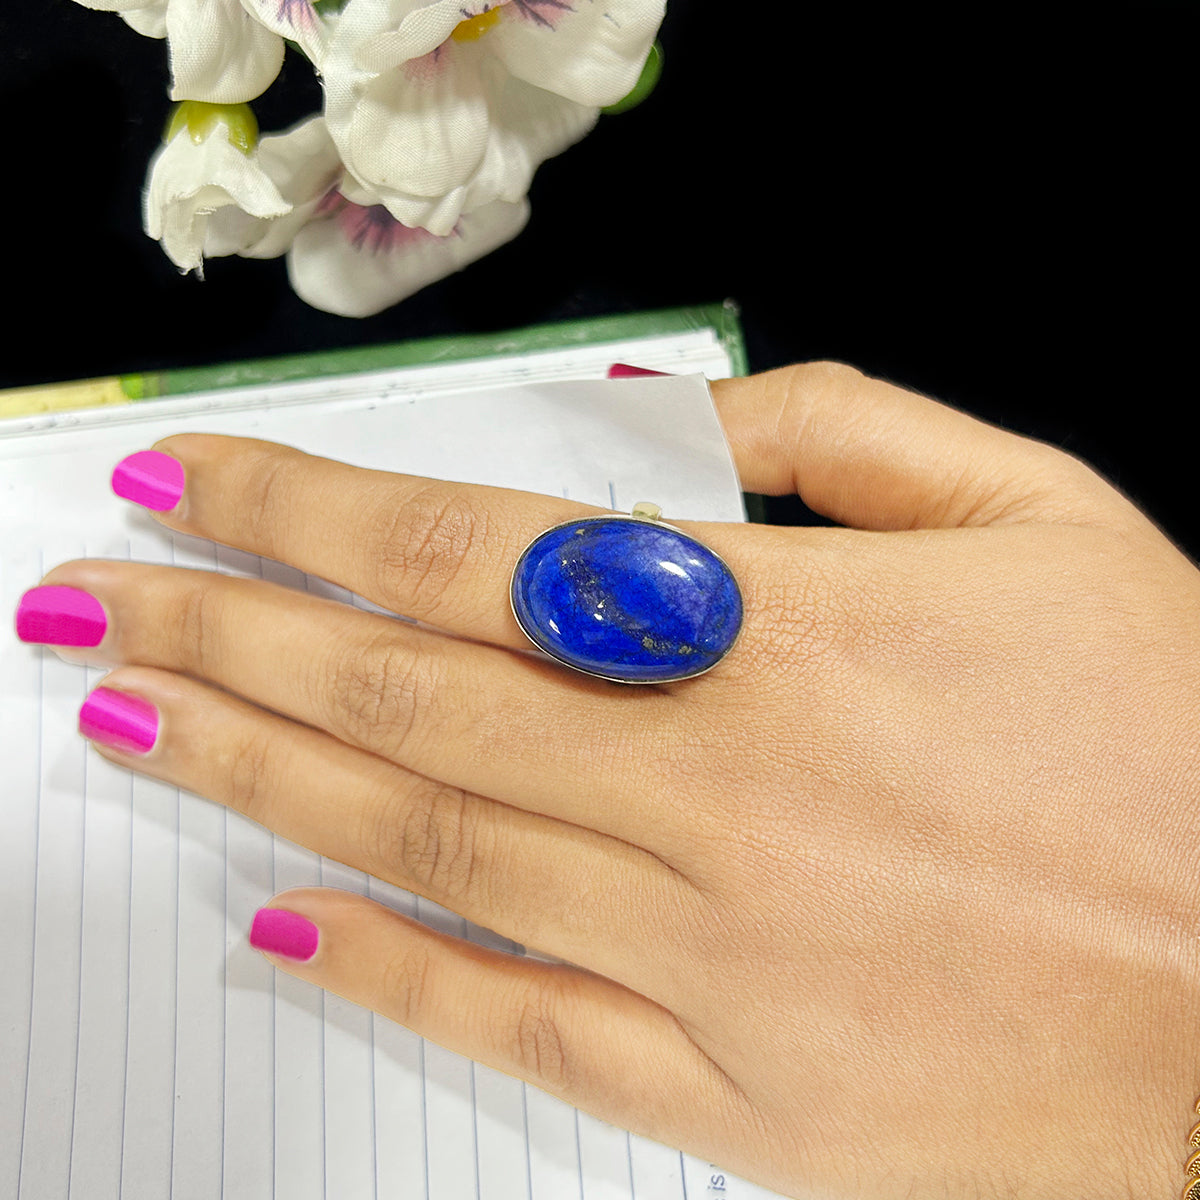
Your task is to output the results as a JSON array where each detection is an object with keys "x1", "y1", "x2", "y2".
[
  {"x1": 607, "y1": 363, "x2": 669, "y2": 378},
  {"x1": 16, "y1": 586, "x2": 107, "y2": 646},
  {"x1": 249, "y1": 908, "x2": 319, "y2": 962},
  {"x1": 79, "y1": 687, "x2": 159, "y2": 755},
  {"x1": 112, "y1": 450, "x2": 185, "y2": 512}
]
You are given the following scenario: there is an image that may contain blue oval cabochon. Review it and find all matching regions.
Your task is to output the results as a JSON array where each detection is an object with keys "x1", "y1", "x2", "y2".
[{"x1": 510, "y1": 516, "x2": 743, "y2": 683}]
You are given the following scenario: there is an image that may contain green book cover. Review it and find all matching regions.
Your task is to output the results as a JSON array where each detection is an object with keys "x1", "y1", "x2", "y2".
[{"x1": 0, "y1": 303, "x2": 746, "y2": 419}]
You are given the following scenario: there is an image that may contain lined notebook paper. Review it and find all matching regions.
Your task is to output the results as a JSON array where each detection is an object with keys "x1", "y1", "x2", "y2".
[{"x1": 1, "y1": 332, "x2": 794, "y2": 1200}]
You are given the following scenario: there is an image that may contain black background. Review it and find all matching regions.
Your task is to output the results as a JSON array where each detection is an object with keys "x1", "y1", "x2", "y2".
[{"x1": 3, "y1": 4, "x2": 1194, "y2": 555}]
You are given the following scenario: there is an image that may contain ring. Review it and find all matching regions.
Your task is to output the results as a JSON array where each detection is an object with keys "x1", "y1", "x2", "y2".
[{"x1": 510, "y1": 502, "x2": 743, "y2": 684}]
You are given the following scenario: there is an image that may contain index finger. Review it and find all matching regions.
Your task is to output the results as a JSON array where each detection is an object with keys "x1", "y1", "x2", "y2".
[{"x1": 141, "y1": 433, "x2": 598, "y2": 650}]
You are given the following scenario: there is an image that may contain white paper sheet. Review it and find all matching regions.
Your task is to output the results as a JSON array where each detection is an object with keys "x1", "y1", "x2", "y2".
[{"x1": 1, "y1": 344, "x2": 791, "y2": 1200}]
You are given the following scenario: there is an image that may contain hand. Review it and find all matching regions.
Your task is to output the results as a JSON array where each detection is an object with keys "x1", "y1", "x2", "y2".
[{"x1": 22, "y1": 363, "x2": 1200, "y2": 1199}]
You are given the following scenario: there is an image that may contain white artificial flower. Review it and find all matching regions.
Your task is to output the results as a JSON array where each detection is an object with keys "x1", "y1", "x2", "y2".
[
  {"x1": 144, "y1": 103, "x2": 291, "y2": 273},
  {"x1": 204, "y1": 116, "x2": 531, "y2": 317},
  {"x1": 73, "y1": 0, "x2": 300, "y2": 102},
  {"x1": 238, "y1": 0, "x2": 339, "y2": 75},
  {"x1": 289, "y1": 191, "x2": 531, "y2": 316},
  {"x1": 321, "y1": 0, "x2": 665, "y2": 235}
]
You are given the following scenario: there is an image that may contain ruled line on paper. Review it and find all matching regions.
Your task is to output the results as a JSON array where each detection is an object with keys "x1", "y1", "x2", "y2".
[
  {"x1": 220, "y1": 791, "x2": 228, "y2": 1200},
  {"x1": 170, "y1": 536, "x2": 183, "y2": 1200},
  {"x1": 470, "y1": 1046, "x2": 481, "y2": 1200},
  {"x1": 116, "y1": 537, "x2": 134, "y2": 1200},
  {"x1": 320, "y1": 848, "x2": 327, "y2": 1200},
  {"x1": 67, "y1": 697, "x2": 84, "y2": 1200},
  {"x1": 118, "y1": 697, "x2": 133, "y2": 1200},
  {"x1": 521, "y1": 1084, "x2": 532, "y2": 1200},
  {"x1": 311, "y1": 571, "x2": 328, "y2": 1200},
  {"x1": 14, "y1": 548, "x2": 47, "y2": 1200},
  {"x1": 574, "y1": 1109, "x2": 584, "y2": 1200},
  {"x1": 270, "y1": 814, "x2": 278, "y2": 1200}
]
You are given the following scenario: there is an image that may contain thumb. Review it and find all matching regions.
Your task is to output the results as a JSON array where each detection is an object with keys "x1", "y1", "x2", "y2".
[{"x1": 712, "y1": 362, "x2": 1137, "y2": 534}]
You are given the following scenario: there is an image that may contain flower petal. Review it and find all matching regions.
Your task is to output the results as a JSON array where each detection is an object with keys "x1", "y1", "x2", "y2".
[
  {"x1": 238, "y1": 0, "x2": 335, "y2": 70},
  {"x1": 464, "y1": 73, "x2": 597, "y2": 204},
  {"x1": 121, "y1": 6, "x2": 168, "y2": 36},
  {"x1": 287, "y1": 196, "x2": 530, "y2": 317},
  {"x1": 70, "y1": 0, "x2": 163, "y2": 9},
  {"x1": 340, "y1": 0, "x2": 466, "y2": 73},
  {"x1": 166, "y1": 0, "x2": 285, "y2": 103},
  {"x1": 144, "y1": 130, "x2": 291, "y2": 272},
  {"x1": 204, "y1": 117, "x2": 343, "y2": 259},
  {"x1": 490, "y1": 0, "x2": 665, "y2": 107},
  {"x1": 324, "y1": 22, "x2": 495, "y2": 220},
  {"x1": 327, "y1": 49, "x2": 594, "y2": 233}
]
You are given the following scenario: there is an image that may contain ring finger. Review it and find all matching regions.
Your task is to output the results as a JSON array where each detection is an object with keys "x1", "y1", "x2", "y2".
[
  {"x1": 82, "y1": 665, "x2": 698, "y2": 987},
  {"x1": 123, "y1": 433, "x2": 758, "y2": 681},
  {"x1": 137, "y1": 432, "x2": 601, "y2": 650}
]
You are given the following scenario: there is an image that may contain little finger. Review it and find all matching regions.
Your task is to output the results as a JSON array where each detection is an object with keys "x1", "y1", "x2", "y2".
[{"x1": 246, "y1": 886, "x2": 753, "y2": 1176}]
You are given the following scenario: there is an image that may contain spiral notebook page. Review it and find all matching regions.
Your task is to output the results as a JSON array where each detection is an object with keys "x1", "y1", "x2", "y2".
[{"x1": 0, "y1": 364, "x2": 790, "y2": 1200}]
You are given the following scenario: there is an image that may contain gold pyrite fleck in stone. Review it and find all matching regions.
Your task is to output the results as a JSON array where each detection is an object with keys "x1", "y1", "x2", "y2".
[{"x1": 510, "y1": 505, "x2": 743, "y2": 684}]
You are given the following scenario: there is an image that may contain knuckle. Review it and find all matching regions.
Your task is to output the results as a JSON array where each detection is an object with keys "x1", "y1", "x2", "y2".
[
  {"x1": 217, "y1": 726, "x2": 277, "y2": 826},
  {"x1": 807, "y1": 359, "x2": 866, "y2": 388},
  {"x1": 1026, "y1": 440, "x2": 1119, "y2": 507},
  {"x1": 511, "y1": 988, "x2": 570, "y2": 1092},
  {"x1": 237, "y1": 449, "x2": 298, "y2": 555},
  {"x1": 956, "y1": 439, "x2": 1126, "y2": 528},
  {"x1": 322, "y1": 632, "x2": 436, "y2": 754},
  {"x1": 786, "y1": 360, "x2": 866, "y2": 413},
  {"x1": 371, "y1": 485, "x2": 492, "y2": 621},
  {"x1": 732, "y1": 549, "x2": 842, "y2": 680},
  {"x1": 378, "y1": 940, "x2": 434, "y2": 1030},
  {"x1": 392, "y1": 782, "x2": 485, "y2": 904},
  {"x1": 174, "y1": 579, "x2": 221, "y2": 677}
]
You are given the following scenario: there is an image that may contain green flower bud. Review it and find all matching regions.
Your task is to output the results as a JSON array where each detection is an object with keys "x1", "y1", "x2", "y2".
[
  {"x1": 164, "y1": 101, "x2": 259, "y2": 157},
  {"x1": 602, "y1": 42, "x2": 663, "y2": 116}
]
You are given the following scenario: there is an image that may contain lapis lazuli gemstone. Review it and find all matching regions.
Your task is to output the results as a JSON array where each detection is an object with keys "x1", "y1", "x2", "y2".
[{"x1": 510, "y1": 516, "x2": 743, "y2": 683}]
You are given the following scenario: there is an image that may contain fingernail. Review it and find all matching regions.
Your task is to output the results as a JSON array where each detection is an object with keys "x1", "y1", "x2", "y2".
[
  {"x1": 112, "y1": 450, "x2": 185, "y2": 512},
  {"x1": 249, "y1": 908, "x2": 319, "y2": 962},
  {"x1": 16, "y1": 585, "x2": 107, "y2": 646},
  {"x1": 79, "y1": 687, "x2": 159, "y2": 755},
  {"x1": 606, "y1": 363, "x2": 669, "y2": 378}
]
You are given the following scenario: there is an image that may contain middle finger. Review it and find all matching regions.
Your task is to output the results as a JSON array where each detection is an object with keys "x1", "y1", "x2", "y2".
[{"x1": 29, "y1": 560, "x2": 691, "y2": 850}]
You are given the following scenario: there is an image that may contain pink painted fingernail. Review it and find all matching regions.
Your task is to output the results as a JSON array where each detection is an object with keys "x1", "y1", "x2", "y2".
[
  {"x1": 16, "y1": 586, "x2": 107, "y2": 646},
  {"x1": 79, "y1": 687, "x2": 159, "y2": 755},
  {"x1": 112, "y1": 450, "x2": 185, "y2": 512},
  {"x1": 249, "y1": 908, "x2": 320, "y2": 962},
  {"x1": 606, "y1": 363, "x2": 669, "y2": 378}
]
